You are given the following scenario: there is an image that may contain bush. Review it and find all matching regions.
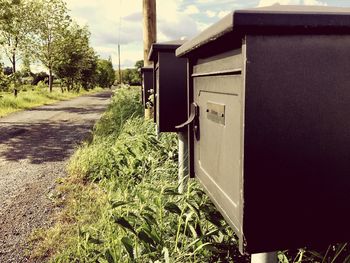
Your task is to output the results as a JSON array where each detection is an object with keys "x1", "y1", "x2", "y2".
[
  {"x1": 30, "y1": 87, "x2": 244, "y2": 263},
  {"x1": 31, "y1": 72, "x2": 49, "y2": 85},
  {"x1": 0, "y1": 72, "x2": 10, "y2": 91}
]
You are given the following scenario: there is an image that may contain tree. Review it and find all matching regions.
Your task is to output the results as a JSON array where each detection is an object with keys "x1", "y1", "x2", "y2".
[
  {"x1": 80, "y1": 48, "x2": 98, "y2": 90},
  {"x1": 135, "y1": 60, "x2": 144, "y2": 72},
  {"x1": 134, "y1": 60, "x2": 144, "y2": 84},
  {"x1": 0, "y1": 0, "x2": 36, "y2": 73},
  {"x1": 31, "y1": 0, "x2": 71, "y2": 92},
  {"x1": 96, "y1": 59, "x2": 115, "y2": 88},
  {"x1": 0, "y1": 60, "x2": 9, "y2": 91},
  {"x1": 120, "y1": 68, "x2": 141, "y2": 86},
  {"x1": 20, "y1": 54, "x2": 31, "y2": 77},
  {"x1": 53, "y1": 23, "x2": 96, "y2": 91}
]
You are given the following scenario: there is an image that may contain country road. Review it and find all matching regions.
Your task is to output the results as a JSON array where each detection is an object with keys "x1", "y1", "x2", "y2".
[{"x1": 0, "y1": 91, "x2": 113, "y2": 263}]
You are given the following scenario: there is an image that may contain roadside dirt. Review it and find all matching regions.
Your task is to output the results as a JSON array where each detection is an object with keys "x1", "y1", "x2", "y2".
[{"x1": 0, "y1": 91, "x2": 112, "y2": 263}]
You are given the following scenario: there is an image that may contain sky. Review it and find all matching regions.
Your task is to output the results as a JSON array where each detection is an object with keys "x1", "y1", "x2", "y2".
[{"x1": 6, "y1": 0, "x2": 350, "y2": 71}]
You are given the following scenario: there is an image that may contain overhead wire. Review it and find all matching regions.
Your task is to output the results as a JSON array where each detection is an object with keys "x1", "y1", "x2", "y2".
[{"x1": 117, "y1": 0, "x2": 122, "y2": 84}]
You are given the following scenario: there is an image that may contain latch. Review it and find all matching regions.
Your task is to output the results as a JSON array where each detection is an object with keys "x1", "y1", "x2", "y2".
[{"x1": 176, "y1": 102, "x2": 200, "y2": 141}]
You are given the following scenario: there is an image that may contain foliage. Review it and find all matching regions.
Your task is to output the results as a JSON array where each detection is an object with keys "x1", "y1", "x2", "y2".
[
  {"x1": 30, "y1": 87, "x2": 246, "y2": 263},
  {"x1": 0, "y1": 69, "x2": 10, "y2": 91},
  {"x1": 134, "y1": 60, "x2": 144, "y2": 72},
  {"x1": 0, "y1": 86, "x2": 103, "y2": 117},
  {"x1": 0, "y1": 0, "x2": 36, "y2": 73},
  {"x1": 80, "y1": 49, "x2": 98, "y2": 90},
  {"x1": 278, "y1": 244, "x2": 350, "y2": 263},
  {"x1": 28, "y1": 87, "x2": 350, "y2": 263},
  {"x1": 31, "y1": 71, "x2": 49, "y2": 85},
  {"x1": 52, "y1": 23, "x2": 97, "y2": 91},
  {"x1": 20, "y1": 54, "x2": 32, "y2": 77},
  {"x1": 3, "y1": 66, "x2": 13, "y2": 75},
  {"x1": 119, "y1": 68, "x2": 140, "y2": 86},
  {"x1": 116, "y1": 60, "x2": 144, "y2": 86},
  {"x1": 0, "y1": 0, "x2": 114, "y2": 93},
  {"x1": 96, "y1": 58, "x2": 115, "y2": 88},
  {"x1": 30, "y1": 0, "x2": 71, "y2": 92}
]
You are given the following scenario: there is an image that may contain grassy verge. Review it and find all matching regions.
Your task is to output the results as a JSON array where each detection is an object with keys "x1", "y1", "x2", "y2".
[
  {"x1": 30, "y1": 86, "x2": 245, "y2": 263},
  {"x1": 29, "y1": 86, "x2": 349, "y2": 263},
  {"x1": 0, "y1": 86, "x2": 104, "y2": 117}
]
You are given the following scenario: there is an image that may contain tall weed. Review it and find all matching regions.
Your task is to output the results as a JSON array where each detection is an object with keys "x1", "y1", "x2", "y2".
[
  {"x1": 31, "y1": 87, "x2": 245, "y2": 263},
  {"x1": 30, "y1": 87, "x2": 350, "y2": 263}
]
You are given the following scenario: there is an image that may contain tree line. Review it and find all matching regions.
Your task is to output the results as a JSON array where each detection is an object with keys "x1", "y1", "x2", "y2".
[
  {"x1": 0, "y1": 0, "x2": 115, "y2": 92},
  {"x1": 116, "y1": 60, "x2": 143, "y2": 86}
]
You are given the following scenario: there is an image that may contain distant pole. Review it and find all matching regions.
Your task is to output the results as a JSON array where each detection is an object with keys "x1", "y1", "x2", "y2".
[
  {"x1": 143, "y1": 0, "x2": 156, "y2": 66},
  {"x1": 118, "y1": 44, "x2": 122, "y2": 84}
]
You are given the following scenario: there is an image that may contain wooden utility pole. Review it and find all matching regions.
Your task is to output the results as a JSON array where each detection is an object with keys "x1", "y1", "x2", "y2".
[
  {"x1": 118, "y1": 44, "x2": 122, "y2": 84},
  {"x1": 143, "y1": 0, "x2": 156, "y2": 66}
]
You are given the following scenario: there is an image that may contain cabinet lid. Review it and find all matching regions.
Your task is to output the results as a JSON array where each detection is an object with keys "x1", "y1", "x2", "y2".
[
  {"x1": 148, "y1": 40, "x2": 187, "y2": 62},
  {"x1": 176, "y1": 4, "x2": 350, "y2": 57},
  {"x1": 141, "y1": 66, "x2": 153, "y2": 73}
]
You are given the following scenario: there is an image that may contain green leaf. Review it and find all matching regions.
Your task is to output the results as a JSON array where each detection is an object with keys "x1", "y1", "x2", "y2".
[
  {"x1": 104, "y1": 249, "x2": 115, "y2": 263},
  {"x1": 114, "y1": 216, "x2": 136, "y2": 234},
  {"x1": 88, "y1": 236, "x2": 104, "y2": 245},
  {"x1": 144, "y1": 228, "x2": 162, "y2": 245},
  {"x1": 164, "y1": 202, "x2": 181, "y2": 215},
  {"x1": 143, "y1": 206, "x2": 156, "y2": 214},
  {"x1": 137, "y1": 230, "x2": 155, "y2": 246},
  {"x1": 188, "y1": 224, "x2": 198, "y2": 238},
  {"x1": 110, "y1": 201, "x2": 129, "y2": 208},
  {"x1": 277, "y1": 251, "x2": 289, "y2": 263},
  {"x1": 121, "y1": 237, "x2": 134, "y2": 260},
  {"x1": 142, "y1": 213, "x2": 156, "y2": 227},
  {"x1": 193, "y1": 242, "x2": 219, "y2": 254},
  {"x1": 204, "y1": 210, "x2": 223, "y2": 228},
  {"x1": 163, "y1": 187, "x2": 181, "y2": 196},
  {"x1": 126, "y1": 146, "x2": 136, "y2": 158},
  {"x1": 185, "y1": 200, "x2": 200, "y2": 218}
]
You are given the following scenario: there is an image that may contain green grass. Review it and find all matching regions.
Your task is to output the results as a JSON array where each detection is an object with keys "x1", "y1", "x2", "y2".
[
  {"x1": 29, "y1": 86, "x2": 244, "y2": 263},
  {"x1": 29, "y1": 86, "x2": 349, "y2": 263},
  {"x1": 0, "y1": 86, "x2": 104, "y2": 117}
]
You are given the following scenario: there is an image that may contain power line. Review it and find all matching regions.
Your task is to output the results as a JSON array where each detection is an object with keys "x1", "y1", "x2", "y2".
[{"x1": 117, "y1": 0, "x2": 122, "y2": 84}]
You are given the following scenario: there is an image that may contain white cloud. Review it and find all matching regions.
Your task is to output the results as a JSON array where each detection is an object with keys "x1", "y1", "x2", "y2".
[
  {"x1": 196, "y1": 0, "x2": 212, "y2": 3},
  {"x1": 157, "y1": 31, "x2": 171, "y2": 42},
  {"x1": 74, "y1": 16, "x2": 88, "y2": 27},
  {"x1": 257, "y1": 0, "x2": 327, "y2": 6},
  {"x1": 183, "y1": 4, "x2": 200, "y2": 15},
  {"x1": 303, "y1": 0, "x2": 327, "y2": 5},
  {"x1": 218, "y1": 10, "x2": 230, "y2": 18},
  {"x1": 257, "y1": 0, "x2": 300, "y2": 6},
  {"x1": 62, "y1": 1, "x2": 245, "y2": 68},
  {"x1": 157, "y1": 0, "x2": 200, "y2": 41},
  {"x1": 206, "y1": 10, "x2": 217, "y2": 17},
  {"x1": 31, "y1": 62, "x2": 47, "y2": 74},
  {"x1": 196, "y1": 21, "x2": 211, "y2": 31}
]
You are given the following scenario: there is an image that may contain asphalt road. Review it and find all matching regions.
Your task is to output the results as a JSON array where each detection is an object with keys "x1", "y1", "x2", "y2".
[{"x1": 0, "y1": 91, "x2": 112, "y2": 263}]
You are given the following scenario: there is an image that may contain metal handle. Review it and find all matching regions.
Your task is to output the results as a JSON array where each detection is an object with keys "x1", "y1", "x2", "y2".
[
  {"x1": 176, "y1": 102, "x2": 198, "y2": 129},
  {"x1": 176, "y1": 102, "x2": 200, "y2": 141}
]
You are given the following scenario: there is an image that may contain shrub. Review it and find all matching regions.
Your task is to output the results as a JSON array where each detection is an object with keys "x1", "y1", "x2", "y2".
[{"x1": 30, "y1": 87, "x2": 244, "y2": 263}]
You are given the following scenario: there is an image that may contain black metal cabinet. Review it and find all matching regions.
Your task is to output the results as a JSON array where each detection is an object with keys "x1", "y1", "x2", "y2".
[
  {"x1": 149, "y1": 40, "x2": 187, "y2": 132},
  {"x1": 141, "y1": 66, "x2": 153, "y2": 108},
  {"x1": 176, "y1": 5, "x2": 350, "y2": 254}
]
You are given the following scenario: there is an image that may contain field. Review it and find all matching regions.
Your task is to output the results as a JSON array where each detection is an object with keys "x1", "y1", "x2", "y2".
[{"x1": 0, "y1": 86, "x2": 103, "y2": 117}]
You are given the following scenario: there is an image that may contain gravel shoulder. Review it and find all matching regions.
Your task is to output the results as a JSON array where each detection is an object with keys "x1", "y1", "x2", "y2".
[{"x1": 0, "y1": 91, "x2": 112, "y2": 263}]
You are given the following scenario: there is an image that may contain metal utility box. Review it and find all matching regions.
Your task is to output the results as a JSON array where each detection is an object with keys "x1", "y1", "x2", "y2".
[
  {"x1": 176, "y1": 5, "x2": 350, "y2": 254},
  {"x1": 149, "y1": 40, "x2": 187, "y2": 132},
  {"x1": 141, "y1": 66, "x2": 153, "y2": 108}
]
